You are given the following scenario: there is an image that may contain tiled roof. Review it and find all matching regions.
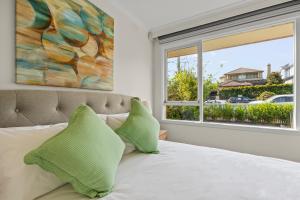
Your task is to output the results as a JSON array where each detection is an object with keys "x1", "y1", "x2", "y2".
[
  {"x1": 219, "y1": 81, "x2": 253, "y2": 87},
  {"x1": 224, "y1": 67, "x2": 263, "y2": 75}
]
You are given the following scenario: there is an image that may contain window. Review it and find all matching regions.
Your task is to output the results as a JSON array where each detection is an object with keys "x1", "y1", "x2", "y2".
[
  {"x1": 163, "y1": 21, "x2": 296, "y2": 129},
  {"x1": 285, "y1": 70, "x2": 290, "y2": 78},
  {"x1": 164, "y1": 46, "x2": 200, "y2": 121},
  {"x1": 238, "y1": 74, "x2": 246, "y2": 80}
]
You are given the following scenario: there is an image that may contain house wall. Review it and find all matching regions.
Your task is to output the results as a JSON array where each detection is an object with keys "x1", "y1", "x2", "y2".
[
  {"x1": 228, "y1": 73, "x2": 261, "y2": 81},
  {"x1": 0, "y1": 0, "x2": 153, "y2": 102}
]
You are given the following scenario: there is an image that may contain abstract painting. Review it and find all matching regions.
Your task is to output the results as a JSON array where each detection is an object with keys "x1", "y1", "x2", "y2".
[{"x1": 16, "y1": 0, "x2": 114, "y2": 90}]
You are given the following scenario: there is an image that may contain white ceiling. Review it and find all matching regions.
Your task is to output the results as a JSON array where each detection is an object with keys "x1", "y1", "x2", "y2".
[{"x1": 109, "y1": 0, "x2": 252, "y2": 30}]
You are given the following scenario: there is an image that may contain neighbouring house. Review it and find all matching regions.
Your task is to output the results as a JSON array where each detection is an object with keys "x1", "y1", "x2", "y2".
[
  {"x1": 219, "y1": 67, "x2": 266, "y2": 87},
  {"x1": 280, "y1": 64, "x2": 294, "y2": 84}
]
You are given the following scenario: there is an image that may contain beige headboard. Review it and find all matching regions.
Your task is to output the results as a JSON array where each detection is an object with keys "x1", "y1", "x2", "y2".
[{"x1": 0, "y1": 90, "x2": 133, "y2": 128}]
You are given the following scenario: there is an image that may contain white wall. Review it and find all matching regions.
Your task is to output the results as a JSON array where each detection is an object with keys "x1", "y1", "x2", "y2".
[
  {"x1": 153, "y1": 36, "x2": 300, "y2": 162},
  {"x1": 0, "y1": 0, "x2": 153, "y2": 102}
]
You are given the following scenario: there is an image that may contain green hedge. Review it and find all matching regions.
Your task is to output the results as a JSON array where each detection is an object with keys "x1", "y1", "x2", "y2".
[
  {"x1": 219, "y1": 84, "x2": 293, "y2": 99},
  {"x1": 166, "y1": 105, "x2": 199, "y2": 121},
  {"x1": 204, "y1": 103, "x2": 293, "y2": 127},
  {"x1": 166, "y1": 103, "x2": 293, "y2": 127}
]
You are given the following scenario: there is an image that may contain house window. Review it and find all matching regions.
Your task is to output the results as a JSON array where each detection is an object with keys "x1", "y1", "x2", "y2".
[
  {"x1": 163, "y1": 21, "x2": 296, "y2": 129},
  {"x1": 238, "y1": 74, "x2": 246, "y2": 80}
]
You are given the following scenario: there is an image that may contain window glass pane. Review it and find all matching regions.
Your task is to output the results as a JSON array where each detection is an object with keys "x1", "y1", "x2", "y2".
[
  {"x1": 203, "y1": 22, "x2": 295, "y2": 128},
  {"x1": 167, "y1": 46, "x2": 198, "y2": 101},
  {"x1": 166, "y1": 105, "x2": 199, "y2": 121}
]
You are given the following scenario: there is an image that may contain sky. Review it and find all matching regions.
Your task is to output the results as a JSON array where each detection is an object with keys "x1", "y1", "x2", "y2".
[{"x1": 168, "y1": 37, "x2": 294, "y2": 82}]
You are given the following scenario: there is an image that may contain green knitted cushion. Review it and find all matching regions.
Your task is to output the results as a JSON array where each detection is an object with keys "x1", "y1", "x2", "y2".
[
  {"x1": 115, "y1": 99, "x2": 160, "y2": 153},
  {"x1": 24, "y1": 105, "x2": 125, "y2": 198}
]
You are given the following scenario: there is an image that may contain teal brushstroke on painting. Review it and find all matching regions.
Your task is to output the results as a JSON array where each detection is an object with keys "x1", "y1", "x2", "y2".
[
  {"x1": 80, "y1": 9, "x2": 102, "y2": 35},
  {"x1": 61, "y1": 9, "x2": 86, "y2": 29},
  {"x1": 42, "y1": 31, "x2": 76, "y2": 59},
  {"x1": 42, "y1": 31, "x2": 65, "y2": 42},
  {"x1": 57, "y1": 9, "x2": 88, "y2": 45},
  {"x1": 17, "y1": 44, "x2": 40, "y2": 51},
  {"x1": 99, "y1": 15, "x2": 113, "y2": 38},
  {"x1": 81, "y1": 76, "x2": 101, "y2": 87},
  {"x1": 28, "y1": 0, "x2": 51, "y2": 28},
  {"x1": 17, "y1": 59, "x2": 74, "y2": 72},
  {"x1": 103, "y1": 27, "x2": 113, "y2": 38},
  {"x1": 45, "y1": 62, "x2": 74, "y2": 72},
  {"x1": 17, "y1": 59, "x2": 44, "y2": 69},
  {"x1": 59, "y1": 29, "x2": 87, "y2": 44}
]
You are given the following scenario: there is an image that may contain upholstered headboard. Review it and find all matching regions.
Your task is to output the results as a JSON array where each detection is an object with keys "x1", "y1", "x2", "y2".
[{"x1": 0, "y1": 90, "x2": 133, "y2": 128}]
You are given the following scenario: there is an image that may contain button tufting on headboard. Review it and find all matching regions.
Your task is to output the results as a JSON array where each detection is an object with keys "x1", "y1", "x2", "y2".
[{"x1": 0, "y1": 90, "x2": 133, "y2": 128}]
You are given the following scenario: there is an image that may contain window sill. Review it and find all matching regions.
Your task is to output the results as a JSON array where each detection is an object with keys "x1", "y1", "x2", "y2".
[{"x1": 160, "y1": 119, "x2": 299, "y2": 135}]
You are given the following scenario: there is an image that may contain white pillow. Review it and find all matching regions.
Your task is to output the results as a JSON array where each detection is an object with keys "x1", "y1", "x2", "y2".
[
  {"x1": 96, "y1": 114, "x2": 108, "y2": 122},
  {"x1": 0, "y1": 123, "x2": 67, "y2": 200},
  {"x1": 106, "y1": 113, "x2": 136, "y2": 155},
  {"x1": 96, "y1": 100, "x2": 151, "y2": 122},
  {"x1": 106, "y1": 113, "x2": 129, "y2": 130},
  {"x1": 141, "y1": 100, "x2": 152, "y2": 114}
]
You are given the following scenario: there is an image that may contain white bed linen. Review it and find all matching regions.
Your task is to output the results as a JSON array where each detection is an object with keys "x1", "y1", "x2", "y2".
[
  {"x1": 37, "y1": 141, "x2": 300, "y2": 200},
  {"x1": 0, "y1": 123, "x2": 68, "y2": 200}
]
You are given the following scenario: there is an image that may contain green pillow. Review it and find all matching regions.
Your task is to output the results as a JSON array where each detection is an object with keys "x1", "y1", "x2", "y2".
[
  {"x1": 115, "y1": 98, "x2": 160, "y2": 153},
  {"x1": 24, "y1": 105, "x2": 125, "y2": 198}
]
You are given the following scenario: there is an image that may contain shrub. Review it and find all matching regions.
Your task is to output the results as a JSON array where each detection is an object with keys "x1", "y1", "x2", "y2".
[
  {"x1": 203, "y1": 103, "x2": 293, "y2": 127},
  {"x1": 247, "y1": 104, "x2": 275, "y2": 123},
  {"x1": 234, "y1": 105, "x2": 246, "y2": 121},
  {"x1": 203, "y1": 105, "x2": 223, "y2": 121},
  {"x1": 257, "y1": 91, "x2": 276, "y2": 100},
  {"x1": 219, "y1": 84, "x2": 293, "y2": 99},
  {"x1": 166, "y1": 106, "x2": 199, "y2": 121},
  {"x1": 221, "y1": 104, "x2": 234, "y2": 121}
]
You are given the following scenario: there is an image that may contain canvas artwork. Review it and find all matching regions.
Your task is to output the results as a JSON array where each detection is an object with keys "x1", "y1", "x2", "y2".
[{"x1": 16, "y1": 0, "x2": 114, "y2": 90}]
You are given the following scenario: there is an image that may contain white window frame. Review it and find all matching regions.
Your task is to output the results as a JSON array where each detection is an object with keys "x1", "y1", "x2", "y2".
[
  {"x1": 162, "y1": 41, "x2": 203, "y2": 121},
  {"x1": 160, "y1": 15, "x2": 300, "y2": 135}
]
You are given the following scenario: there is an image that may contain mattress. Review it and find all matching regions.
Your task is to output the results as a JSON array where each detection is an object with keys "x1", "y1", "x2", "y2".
[{"x1": 37, "y1": 141, "x2": 300, "y2": 200}]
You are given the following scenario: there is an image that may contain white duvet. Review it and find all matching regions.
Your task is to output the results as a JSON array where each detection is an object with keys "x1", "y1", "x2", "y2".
[{"x1": 37, "y1": 141, "x2": 300, "y2": 200}]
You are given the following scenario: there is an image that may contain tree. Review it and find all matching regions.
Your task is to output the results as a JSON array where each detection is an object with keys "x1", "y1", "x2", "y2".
[
  {"x1": 267, "y1": 72, "x2": 283, "y2": 85},
  {"x1": 167, "y1": 70, "x2": 198, "y2": 120},
  {"x1": 167, "y1": 70, "x2": 197, "y2": 101},
  {"x1": 257, "y1": 91, "x2": 276, "y2": 100},
  {"x1": 203, "y1": 74, "x2": 219, "y2": 101}
]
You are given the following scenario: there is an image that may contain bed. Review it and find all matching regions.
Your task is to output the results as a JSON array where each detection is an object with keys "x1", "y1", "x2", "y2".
[{"x1": 1, "y1": 90, "x2": 300, "y2": 200}]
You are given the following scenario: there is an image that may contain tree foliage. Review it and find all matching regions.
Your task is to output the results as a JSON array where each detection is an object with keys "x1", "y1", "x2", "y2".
[
  {"x1": 267, "y1": 72, "x2": 284, "y2": 85},
  {"x1": 203, "y1": 74, "x2": 219, "y2": 101},
  {"x1": 257, "y1": 91, "x2": 276, "y2": 100},
  {"x1": 167, "y1": 70, "x2": 197, "y2": 101},
  {"x1": 167, "y1": 70, "x2": 198, "y2": 121}
]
